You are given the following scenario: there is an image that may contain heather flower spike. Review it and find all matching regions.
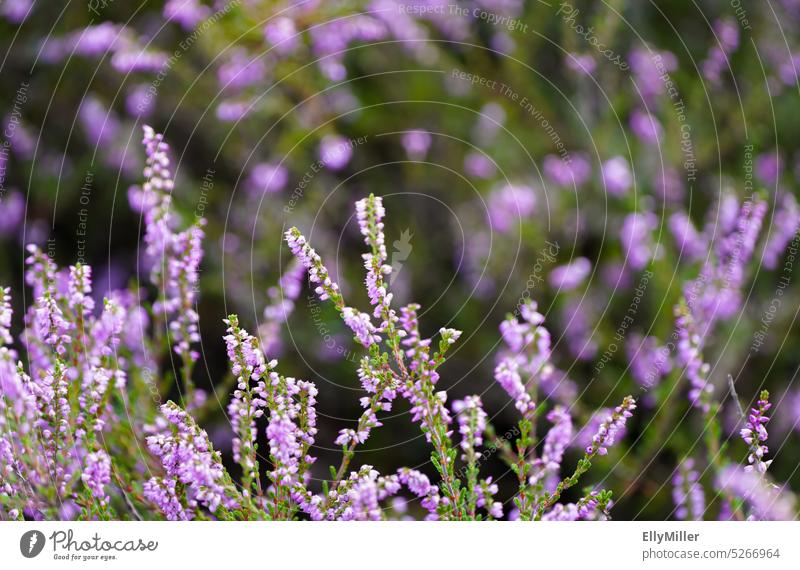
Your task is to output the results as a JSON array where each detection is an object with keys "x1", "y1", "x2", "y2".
[{"x1": 740, "y1": 390, "x2": 772, "y2": 475}]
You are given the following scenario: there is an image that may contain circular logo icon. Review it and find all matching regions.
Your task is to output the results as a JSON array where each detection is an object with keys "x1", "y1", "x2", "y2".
[{"x1": 20, "y1": 530, "x2": 46, "y2": 558}]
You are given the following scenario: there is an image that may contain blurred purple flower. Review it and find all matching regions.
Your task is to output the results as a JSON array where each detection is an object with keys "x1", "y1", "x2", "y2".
[
  {"x1": 601, "y1": 156, "x2": 633, "y2": 196},
  {"x1": 629, "y1": 47, "x2": 678, "y2": 104},
  {"x1": 464, "y1": 152, "x2": 496, "y2": 179},
  {"x1": 79, "y1": 97, "x2": 120, "y2": 147},
  {"x1": 319, "y1": 135, "x2": 353, "y2": 170},
  {"x1": 218, "y1": 49, "x2": 268, "y2": 92},
  {"x1": 1, "y1": 0, "x2": 32, "y2": 23},
  {"x1": 669, "y1": 211, "x2": 706, "y2": 261},
  {"x1": 626, "y1": 333, "x2": 671, "y2": 389},
  {"x1": 216, "y1": 100, "x2": 251, "y2": 122},
  {"x1": 630, "y1": 109, "x2": 663, "y2": 145},
  {"x1": 247, "y1": 162, "x2": 289, "y2": 196},
  {"x1": 543, "y1": 153, "x2": 591, "y2": 187},
  {"x1": 620, "y1": 212, "x2": 658, "y2": 270},
  {"x1": 487, "y1": 184, "x2": 536, "y2": 233},
  {"x1": 164, "y1": 0, "x2": 211, "y2": 31},
  {"x1": 126, "y1": 84, "x2": 155, "y2": 118},
  {"x1": 265, "y1": 17, "x2": 300, "y2": 55},
  {"x1": 755, "y1": 153, "x2": 782, "y2": 186},
  {"x1": 763, "y1": 193, "x2": 800, "y2": 269},
  {"x1": 565, "y1": 53, "x2": 597, "y2": 75},
  {"x1": 549, "y1": 257, "x2": 591, "y2": 291},
  {"x1": 0, "y1": 191, "x2": 25, "y2": 236},
  {"x1": 401, "y1": 130, "x2": 432, "y2": 161}
]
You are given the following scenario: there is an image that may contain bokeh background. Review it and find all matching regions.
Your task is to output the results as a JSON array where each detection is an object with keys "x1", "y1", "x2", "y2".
[{"x1": 1, "y1": 0, "x2": 800, "y2": 519}]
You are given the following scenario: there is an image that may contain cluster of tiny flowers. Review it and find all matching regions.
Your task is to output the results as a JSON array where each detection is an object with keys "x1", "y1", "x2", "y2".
[
  {"x1": 672, "y1": 458, "x2": 705, "y2": 520},
  {"x1": 586, "y1": 396, "x2": 637, "y2": 456},
  {"x1": 740, "y1": 390, "x2": 772, "y2": 474},
  {"x1": 541, "y1": 492, "x2": 608, "y2": 521},
  {"x1": 716, "y1": 465, "x2": 796, "y2": 520},
  {"x1": 284, "y1": 228, "x2": 341, "y2": 304},
  {"x1": 285, "y1": 227, "x2": 380, "y2": 347},
  {"x1": 145, "y1": 402, "x2": 237, "y2": 518},
  {"x1": 223, "y1": 315, "x2": 270, "y2": 486},
  {"x1": 475, "y1": 478, "x2": 503, "y2": 519},
  {"x1": 136, "y1": 126, "x2": 205, "y2": 364},
  {"x1": 260, "y1": 260, "x2": 305, "y2": 354},
  {"x1": 530, "y1": 406, "x2": 573, "y2": 489},
  {"x1": 453, "y1": 396, "x2": 487, "y2": 456},
  {"x1": 81, "y1": 450, "x2": 111, "y2": 507},
  {"x1": 675, "y1": 305, "x2": 713, "y2": 413},
  {"x1": 494, "y1": 300, "x2": 552, "y2": 415},
  {"x1": 335, "y1": 357, "x2": 397, "y2": 446},
  {"x1": 356, "y1": 195, "x2": 393, "y2": 318}
]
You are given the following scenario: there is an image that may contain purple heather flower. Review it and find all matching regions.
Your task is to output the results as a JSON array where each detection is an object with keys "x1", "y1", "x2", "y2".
[
  {"x1": 476, "y1": 477, "x2": 503, "y2": 519},
  {"x1": 401, "y1": 130, "x2": 432, "y2": 161},
  {"x1": 0, "y1": 191, "x2": 25, "y2": 236},
  {"x1": 143, "y1": 477, "x2": 191, "y2": 520},
  {"x1": 601, "y1": 156, "x2": 633, "y2": 196},
  {"x1": 397, "y1": 468, "x2": 440, "y2": 519},
  {"x1": 629, "y1": 47, "x2": 678, "y2": 104},
  {"x1": 319, "y1": 135, "x2": 353, "y2": 170},
  {"x1": 218, "y1": 49, "x2": 267, "y2": 92},
  {"x1": 655, "y1": 167, "x2": 684, "y2": 204},
  {"x1": 560, "y1": 299, "x2": 598, "y2": 361},
  {"x1": 224, "y1": 316, "x2": 270, "y2": 487},
  {"x1": 549, "y1": 257, "x2": 591, "y2": 291},
  {"x1": 473, "y1": 103, "x2": 506, "y2": 144},
  {"x1": 565, "y1": 53, "x2": 597, "y2": 75},
  {"x1": 111, "y1": 46, "x2": 169, "y2": 74},
  {"x1": 216, "y1": 99, "x2": 251, "y2": 122},
  {"x1": 740, "y1": 390, "x2": 772, "y2": 474},
  {"x1": 265, "y1": 17, "x2": 300, "y2": 55},
  {"x1": 531, "y1": 406, "x2": 573, "y2": 491},
  {"x1": 1, "y1": 0, "x2": 32, "y2": 23},
  {"x1": 755, "y1": 153, "x2": 782, "y2": 186},
  {"x1": 626, "y1": 334, "x2": 672, "y2": 390},
  {"x1": 620, "y1": 212, "x2": 658, "y2": 270},
  {"x1": 81, "y1": 450, "x2": 111, "y2": 507},
  {"x1": 701, "y1": 19, "x2": 740, "y2": 84},
  {"x1": 675, "y1": 306, "x2": 713, "y2": 413},
  {"x1": 630, "y1": 109, "x2": 663, "y2": 145},
  {"x1": 487, "y1": 184, "x2": 536, "y2": 233},
  {"x1": 495, "y1": 301, "x2": 552, "y2": 415},
  {"x1": 543, "y1": 154, "x2": 591, "y2": 187},
  {"x1": 672, "y1": 458, "x2": 705, "y2": 520},
  {"x1": 260, "y1": 260, "x2": 306, "y2": 354},
  {"x1": 71, "y1": 23, "x2": 123, "y2": 58},
  {"x1": 463, "y1": 152, "x2": 496, "y2": 179},
  {"x1": 284, "y1": 227, "x2": 343, "y2": 306},
  {"x1": 669, "y1": 211, "x2": 706, "y2": 261},
  {"x1": 147, "y1": 402, "x2": 238, "y2": 515},
  {"x1": 452, "y1": 395, "x2": 487, "y2": 456},
  {"x1": 163, "y1": 0, "x2": 211, "y2": 31},
  {"x1": 79, "y1": 96, "x2": 120, "y2": 148},
  {"x1": 689, "y1": 195, "x2": 767, "y2": 325},
  {"x1": 247, "y1": 162, "x2": 289, "y2": 196},
  {"x1": 356, "y1": 195, "x2": 394, "y2": 324},
  {"x1": 716, "y1": 465, "x2": 796, "y2": 520},
  {"x1": 126, "y1": 84, "x2": 155, "y2": 118},
  {"x1": 585, "y1": 396, "x2": 636, "y2": 456},
  {"x1": 0, "y1": 287, "x2": 12, "y2": 346},
  {"x1": 763, "y1": 193, "x2": 800, "y2": 269}
]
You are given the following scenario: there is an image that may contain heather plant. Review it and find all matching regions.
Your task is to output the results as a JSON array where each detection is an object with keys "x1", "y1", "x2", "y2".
[
  {"x1": 2, "y1": 1, "x2": 800, "y2": 524},
  {"x1": 1, "y1": 128, "x2": 641, "y2": 521}
]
